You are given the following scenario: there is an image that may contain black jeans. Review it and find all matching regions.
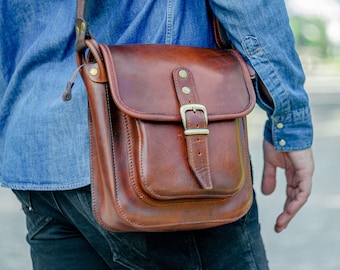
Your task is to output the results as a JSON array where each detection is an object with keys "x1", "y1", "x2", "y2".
[{"x1": 13, "y1": 186, "x2": 269, "y2": 270}]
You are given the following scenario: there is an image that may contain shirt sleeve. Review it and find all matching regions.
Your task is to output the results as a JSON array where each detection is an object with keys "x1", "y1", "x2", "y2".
[{"x1": 209, "y1": 0, "x2": 313, "y2": 151}]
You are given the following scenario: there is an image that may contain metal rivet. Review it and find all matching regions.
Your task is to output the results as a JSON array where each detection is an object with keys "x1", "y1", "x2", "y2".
[
  {"x1": 179, "y1": 70, "x2": 188, "y2": 79},
  {"x1": 89, "y1": 68, "x2": 98, "y2": 76},
  {"x1": 276, "y1": 123, "x2": 284, "y2": 129},
  {"x1": 81, "y1": 22, "x2": 86, "y2": 32},
  {"x1": 182, "y1": 86, "x2": 191, "y2": 94}
]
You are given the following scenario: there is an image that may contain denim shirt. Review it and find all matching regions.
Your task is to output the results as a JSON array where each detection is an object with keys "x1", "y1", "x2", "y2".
[{"x1": 0, "y1": 0, "x2": 313, "y2": 190}]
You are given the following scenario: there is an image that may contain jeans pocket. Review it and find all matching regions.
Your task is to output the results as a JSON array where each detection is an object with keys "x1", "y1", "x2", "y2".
[{"x1": 12, "y1": 190, "x2": 53, "y2": 240}]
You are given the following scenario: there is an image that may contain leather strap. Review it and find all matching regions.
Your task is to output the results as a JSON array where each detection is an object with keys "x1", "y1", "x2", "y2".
[
  {"x1": 75, "y1": 0, "x2": 91, "y2": 52},
  {"x1": 172, "y1": 67, "x2": 213, "y2": 190},
  {"x1": 212, "y1": 15, "x2": 232, "y2": 49}
]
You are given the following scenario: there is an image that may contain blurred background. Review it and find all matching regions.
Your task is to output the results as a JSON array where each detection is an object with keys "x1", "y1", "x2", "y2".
[
  {"x1": 252, "y1": 0, "x2": 340, "y2": 268},
  {"x1": 1, "y1": 0, "x2": 339, "y2": 269}
]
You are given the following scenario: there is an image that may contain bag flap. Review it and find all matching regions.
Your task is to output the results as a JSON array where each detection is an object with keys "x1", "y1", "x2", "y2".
[{"x1": 99, "y1": 44, "x2": 255, "y2": 122}]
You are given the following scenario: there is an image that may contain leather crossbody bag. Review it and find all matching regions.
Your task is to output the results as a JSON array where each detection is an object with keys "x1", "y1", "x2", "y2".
[{"x1": 63, "y1": 0, "x2": 256, "y2": 232}]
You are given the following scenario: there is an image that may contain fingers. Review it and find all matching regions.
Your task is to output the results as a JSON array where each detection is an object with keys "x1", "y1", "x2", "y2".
[
  {"x1": 275, "y1": 212, "x2": 290, "y2": 233},
  {"x1": 261, "y1": 161, "x2": 277, "y2": 195},
  {"x1": 262, "y1": 140, "x2": 314, "y2": 233},
  {"x1": 275, "y1": 170, "x2": 312, "y2": 233},
  {"x1": 275, "y1": 196, "x2": 306, "y2": 233},
  {"x1": 275, "y1": 197, "x2": 305, "y2": 233},
  {"x1": 261, "y1": 140, "x2": 279, "y2": 195}
]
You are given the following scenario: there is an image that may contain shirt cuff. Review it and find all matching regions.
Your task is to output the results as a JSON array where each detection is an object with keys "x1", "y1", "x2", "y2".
[{"x1": 264, "y1": 107, "x2": 313, "y2": 151}]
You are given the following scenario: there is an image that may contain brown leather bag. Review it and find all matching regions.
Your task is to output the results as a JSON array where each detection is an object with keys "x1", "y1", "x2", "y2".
[{"x1": 65, "y1": 0, "x2": 256, "y2": 232}]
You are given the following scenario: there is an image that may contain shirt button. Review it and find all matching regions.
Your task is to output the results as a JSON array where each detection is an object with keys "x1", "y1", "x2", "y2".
[
  {"x1": 276, "y1": 123, "x2": 284, "y2": 129},
  {"x1": 279, "y1": 139, "x2": 286, "y2": 147}
]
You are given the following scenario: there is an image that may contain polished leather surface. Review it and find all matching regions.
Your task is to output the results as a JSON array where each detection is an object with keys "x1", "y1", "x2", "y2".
[{"x1": 79, "y1": 38, "x2": 255, "y2": 231}]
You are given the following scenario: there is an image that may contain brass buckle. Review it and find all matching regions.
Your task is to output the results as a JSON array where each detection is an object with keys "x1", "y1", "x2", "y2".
[{"x1": 180, "y1": 104, "x2": 209, "y2": 135}]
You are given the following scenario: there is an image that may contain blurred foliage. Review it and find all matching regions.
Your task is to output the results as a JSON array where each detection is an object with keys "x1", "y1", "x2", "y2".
[
  {"x1": 290, "y1": 16, "x2": 328, "y2": 57},
  {"x1": 289, "y1": 15, "x2": 340, "y2": 73}
]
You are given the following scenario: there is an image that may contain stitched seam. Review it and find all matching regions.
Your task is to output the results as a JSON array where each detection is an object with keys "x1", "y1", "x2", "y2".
[{"x1": 166, "y1": 0, "x2": 173, "y2": 44}]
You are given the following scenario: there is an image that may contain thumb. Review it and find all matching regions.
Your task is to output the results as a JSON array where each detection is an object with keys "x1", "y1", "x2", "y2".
[{"x1": 262, "y1": 161, "x2": 277, "y2": 195}]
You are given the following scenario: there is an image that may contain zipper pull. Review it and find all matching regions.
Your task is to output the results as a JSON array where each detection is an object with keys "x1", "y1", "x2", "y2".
[{"x1": 62, "y1": 64, "x2": 85, "y2": 101}]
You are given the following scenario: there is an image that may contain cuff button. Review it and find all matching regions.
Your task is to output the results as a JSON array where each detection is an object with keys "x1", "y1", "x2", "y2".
[
  {"x1": 276, "y1": 123, "x2": 284, "y2": 129},
  {"x1": 279, "y1": 139, "x2": 286, "y2": 147}
]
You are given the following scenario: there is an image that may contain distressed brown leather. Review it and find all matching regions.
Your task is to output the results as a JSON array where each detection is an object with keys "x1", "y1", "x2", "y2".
[{"x1": 76, "y1": 38, "x2": 256, "y2": 232}]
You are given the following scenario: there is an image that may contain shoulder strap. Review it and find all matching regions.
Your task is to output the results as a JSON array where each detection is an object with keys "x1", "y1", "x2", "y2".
[
  {"x1": 212, "y1": 16, "x2": 233, "y2": 49},
  {"x1": 74, "y1": 0, "x2": 90, "y2": 52}
]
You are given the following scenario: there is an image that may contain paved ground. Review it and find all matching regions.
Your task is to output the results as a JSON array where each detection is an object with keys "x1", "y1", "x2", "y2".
[{"x1": 0, "y1": 66, "x2": 339, "y2": 269}]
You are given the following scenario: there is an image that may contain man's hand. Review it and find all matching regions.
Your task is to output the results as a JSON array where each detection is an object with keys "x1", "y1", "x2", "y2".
[{"x1": 261, "y1": 140, "x2": 314, "y2": 233}]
